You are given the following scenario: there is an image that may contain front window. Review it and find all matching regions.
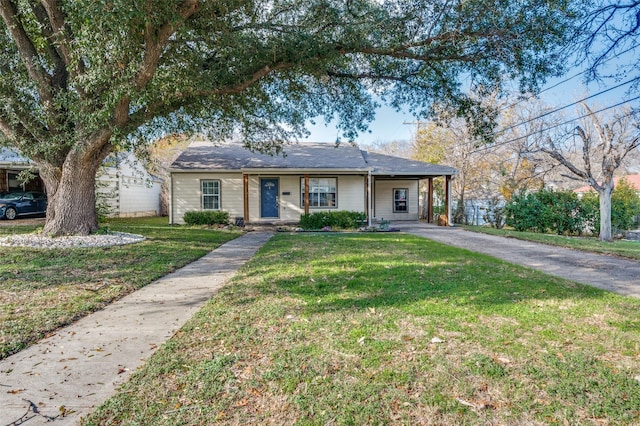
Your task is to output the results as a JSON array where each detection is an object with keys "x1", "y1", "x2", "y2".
[
  {"x1": 394, "y1": 188, "x2": 408, "y2": 213},
  {"x1": 201, "y1": 180, "x2": 220, "y2": 210},
  {"x1": 301, "y1": 177, "x2": 337, "y2": 208}
]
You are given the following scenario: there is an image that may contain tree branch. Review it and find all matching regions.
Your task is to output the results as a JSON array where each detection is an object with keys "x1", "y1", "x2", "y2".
[
  {"x1": 40, "y1": 0, "x2": 84, "y2": 86},
  {"x1": 0, "y1": 0, "x2": 54, "y2": 106},
  {"x1": 137, "y1": 0, "x2": 199, "y2": 90},
  {"x1": 29, "y1": 2, "x2": 67, "y2": 89},
  {"x1": 0, "y1": 116, "x2": 15, "y2": 139}
]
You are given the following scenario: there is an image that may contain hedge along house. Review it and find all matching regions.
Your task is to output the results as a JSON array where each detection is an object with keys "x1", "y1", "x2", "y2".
[{"x1": 170, "y1": 141, "x2": 457, "y2": 226}]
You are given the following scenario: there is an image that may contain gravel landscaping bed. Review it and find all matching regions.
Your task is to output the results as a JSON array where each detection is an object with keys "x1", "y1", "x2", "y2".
[{"x1": 0, "y1": 231, "x2": 145, "y2": 248}]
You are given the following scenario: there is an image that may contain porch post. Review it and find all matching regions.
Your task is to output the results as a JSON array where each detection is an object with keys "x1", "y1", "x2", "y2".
[
  {"x1": 304, "y1": 174, "x2": 310, "y2": 215},
  {"x1": 243, "y1": 174, "x2": 249, "y2": 222},
  {"x1": 427, "y1": 177, "x2": 434, "y2": 224},
  {"x1": 168, "y1": 174, "x2": 173, "y2": 224},
  {"x1": 366, "y1": 172, "x2": 372, "y2": 226},
  {"x1": 445, "y1": 175, "x2": 452, "y2": 226}
]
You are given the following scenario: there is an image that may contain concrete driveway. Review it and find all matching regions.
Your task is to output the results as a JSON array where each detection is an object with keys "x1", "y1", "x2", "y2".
[{"x1": 395, "y1": 222, "x2": 640, "y2": 299}]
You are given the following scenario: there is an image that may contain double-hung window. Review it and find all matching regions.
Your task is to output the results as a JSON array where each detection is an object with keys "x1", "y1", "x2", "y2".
[
  {"x1": 301, "y1": 177, "x2": 337, "y2": 208},
  {"x1": 394, "y1": 188, "x2": 408, "y2": 213},
  {"x1": 201, "y1": 180, "x2": 220, "y2": 210}
]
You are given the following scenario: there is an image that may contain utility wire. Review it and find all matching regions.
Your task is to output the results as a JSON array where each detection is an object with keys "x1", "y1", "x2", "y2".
[
  {"x1": 471, "y1": 95, "x2": 640, "y2": 154},
  {"x1": 496, "y1": 42, "x2": 640, "y2": 113},
  {"x1": 498, "y1": 75, "x2": 640, "y2": 134}
]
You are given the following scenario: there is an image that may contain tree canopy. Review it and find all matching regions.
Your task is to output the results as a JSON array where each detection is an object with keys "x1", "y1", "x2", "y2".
[{"x1": 0, "y1": 0, "x2": 581, "y2": 235}]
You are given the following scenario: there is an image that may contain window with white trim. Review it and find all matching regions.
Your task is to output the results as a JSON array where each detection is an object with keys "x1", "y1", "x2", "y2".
[
  {"x1": 201, "y1": 180, "x2": 220, "y2": 210},
  {"x1": 301, "y1": 177, "x2": 337, "y2": 208},
  {"x1": 394, "y1": 188, "x2": 408, "y2": 213}
]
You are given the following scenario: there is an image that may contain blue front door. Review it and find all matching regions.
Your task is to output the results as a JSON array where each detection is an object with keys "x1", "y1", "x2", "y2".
[{"x1": 260, "y1": 178, "x2": 279, "y2": 218}]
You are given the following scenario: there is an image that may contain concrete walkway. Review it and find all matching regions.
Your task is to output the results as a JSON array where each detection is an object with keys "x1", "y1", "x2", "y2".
[
  {"x1": 0, "y1": 231, "x2": 273, "y2": 425},
  {"x1": 395, "y1": 222, "x2": 640, "y2": 298}
]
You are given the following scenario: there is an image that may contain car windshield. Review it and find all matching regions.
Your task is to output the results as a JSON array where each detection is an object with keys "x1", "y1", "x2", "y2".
[{"x1": 1, "y1": 192, "x2": 24, "y2": 200}]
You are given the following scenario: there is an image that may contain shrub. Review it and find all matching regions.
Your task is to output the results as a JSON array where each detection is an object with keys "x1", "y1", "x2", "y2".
[
  {"x1": 505, "y1": 189, "x2": 591, "y2": 235},
  {"x1": 299, "y1": 211, "x2": 367, "y2": 230},
  {"x1": 183, "y1": 210, "x2": 230, "y2": 226},
  {"x1": 580, "y1": 178, "x2": 640, "y2": 235}
]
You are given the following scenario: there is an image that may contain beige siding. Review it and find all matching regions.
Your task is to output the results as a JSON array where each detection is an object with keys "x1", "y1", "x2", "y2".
[
  {"x1": 247, "y1": 175, "x2": 304, "y2": 222},
  {"x1": 171, "y1": 172, "x2": 243, "y2": 224},
  {"x1": 173, "y1": 172, "x2": 368, "y2": 224},
  {"x1": 333, "y1": 175, "x2": 366, "y2": 212},
  {"x1": 249, "y1": 174, "x2": 367, "y2": 222},
  {"x1": 373, "y1": 179, "x2": 419, "y2": 221}
]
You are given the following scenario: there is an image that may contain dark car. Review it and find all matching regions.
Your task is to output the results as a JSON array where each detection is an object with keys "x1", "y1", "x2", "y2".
[{"x1": 0, "y1": 192, "x2": 47, "y2": 220}]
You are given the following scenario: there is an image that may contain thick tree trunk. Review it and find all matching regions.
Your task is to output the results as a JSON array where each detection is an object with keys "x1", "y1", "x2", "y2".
[
  {"x1": 598, "y1": 183, "x2": 614, "y2": 242},
  {"x1": 39, "y1": 153, "x2": 104, "y2": 236}
]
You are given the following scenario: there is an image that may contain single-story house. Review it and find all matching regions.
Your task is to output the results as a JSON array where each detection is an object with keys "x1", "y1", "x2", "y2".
[
  {"x1": 169, "y1": 141, "x2": 457, "y2": 225},
  {"x1": 0, "y1": 148, "x2": 162, "y2": 218}
]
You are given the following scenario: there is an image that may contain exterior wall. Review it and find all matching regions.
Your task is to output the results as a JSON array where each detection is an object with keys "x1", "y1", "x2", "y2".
[
  {"x1": 373, "y1": 179, "x2": 420, "y2": 221},
  {"x1": 118, "y1": 175, "x2": 162, "y2": 217},
  {"x1": 171, "y1": 172, "x2": 244, "y2": 224},
  {"x1": 247, "y1": 174, "x2": 366, "y2": 222},
  {"x1": 172, "y1": 172, "x2": 367, "y2": 224},
  {"x1": 97, "y1": 156, "x2": 162, "y2": 218}
]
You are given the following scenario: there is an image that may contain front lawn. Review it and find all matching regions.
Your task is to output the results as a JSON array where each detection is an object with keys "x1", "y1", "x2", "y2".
[
  {"x1": 85, "y1": 233, "x2": 640, "y2": 425},
  {"x1": 0, "y1": 217, "x2": 241, "y2": 359},
  {"x1": 463, "y1": 225, "x2": 640, "y2": 261}
]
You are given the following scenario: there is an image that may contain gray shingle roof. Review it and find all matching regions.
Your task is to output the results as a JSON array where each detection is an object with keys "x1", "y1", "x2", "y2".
[
  {"x1": 171, "y1": 142, "x2": 457, "y2": 176},
  {"x1": 0, "y1": 148, "x2": 31, "y2": 165},
  {"x1": 361, "y1": 150, "x2": 457, "y2": 176}
]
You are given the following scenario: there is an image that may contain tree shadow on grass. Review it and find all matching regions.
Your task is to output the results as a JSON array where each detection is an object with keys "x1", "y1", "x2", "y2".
[{"x1": 239, "y1": 233, "x2": 620, "y2": 318}]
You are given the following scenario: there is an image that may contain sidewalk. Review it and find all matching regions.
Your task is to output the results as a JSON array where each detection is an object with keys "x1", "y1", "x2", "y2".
[
  {"x1": 0, "y1": 231, "x2": 273, "y2": 425},
  {"x1": 395, "y1": 222, "x2": 640, "y2": 298}
]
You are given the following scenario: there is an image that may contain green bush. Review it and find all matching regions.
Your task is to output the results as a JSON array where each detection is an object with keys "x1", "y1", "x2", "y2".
[
  {"x1": 183, "y1": 210, "x2": 230, "y2": 226},
  {"x1": 505, "y1": 189, "x2": 590, "y2": 235},
  {"x1": 299, "y1": 211, "x2": 367, "y2": 230},
  {"x1": 580, "y1": 178, "x2": 640, "y2": 235}
]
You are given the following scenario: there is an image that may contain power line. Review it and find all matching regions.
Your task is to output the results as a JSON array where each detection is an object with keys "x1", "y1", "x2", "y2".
[
  {"x1": 497, "y1": 41, "x2": 640, "y2": 113},
  {"x1": 498, "y1": 75, "x2": 640, "y2": 134},
  {"x1": 471, "y1": 95, "x2": 640, "y2": 154}
]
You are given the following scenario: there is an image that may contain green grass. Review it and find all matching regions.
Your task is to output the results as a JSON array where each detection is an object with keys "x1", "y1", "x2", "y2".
[
  {"x1": 0, "y1": 216, "x2": 241, "y2": 359},
  {"x1": 464, "y1": 225, "x2": 640, "y2": 260},
  {"x1": 85, "y1": 233, "x2": 640, "y2": 425}
]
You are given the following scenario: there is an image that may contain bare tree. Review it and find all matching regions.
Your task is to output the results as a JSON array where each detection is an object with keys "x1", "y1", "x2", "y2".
[
  {"x1": 581, "y1": 1, "x2": 640, "y2": 82},
  {"x1": 539, "y1": 103, "x2": 640, "y2": 241}
]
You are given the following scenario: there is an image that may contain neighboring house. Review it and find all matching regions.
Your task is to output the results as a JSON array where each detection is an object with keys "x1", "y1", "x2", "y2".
[
  {"x1": 0, "y1": 148, "x2": 45, "y2": 193},
  {"x1": 573, "y1": 174, "x2": 640, "y2": 195},
  {"x1": 169, "y1": 141, "x2": 457, "y2": 225},
  {"x1": 0, "y1": 148, "x2": 162, "y2": 217},
  {"x1": 97, "y1": 152, "x2": 163, "y2": 218}
]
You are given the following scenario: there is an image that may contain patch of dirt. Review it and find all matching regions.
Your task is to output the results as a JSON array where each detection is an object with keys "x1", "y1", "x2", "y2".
[{"x1": 0, "y1": 217, "x2": 45, "y2": 227}]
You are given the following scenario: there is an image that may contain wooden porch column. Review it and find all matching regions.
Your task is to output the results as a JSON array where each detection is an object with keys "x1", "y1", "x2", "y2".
[
  {"x1": 304, "y1": 174, "x2": 310, "y2": 215},
  {"x1": 243, "y1": 174, "x2": 249, "y2": 222},
  {"x1": 445, "y1": 175, "x2": 451, "y2": 226},
  {"x1": 427, "y1": 177, "x2": 434, "y2": 224},
  {"x1": 364, "y1": 174, "x2": 369, "y2": 224}
]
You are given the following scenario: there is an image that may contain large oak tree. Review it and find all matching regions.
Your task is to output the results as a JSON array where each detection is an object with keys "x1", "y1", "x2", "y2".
[{"x1": 0, "y1": 0, "x2": 579, "y2": 235}]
